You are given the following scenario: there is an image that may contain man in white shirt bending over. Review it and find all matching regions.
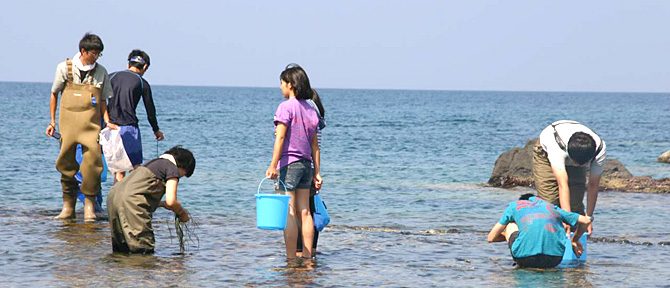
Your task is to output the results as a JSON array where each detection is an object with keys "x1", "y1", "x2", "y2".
[{"x1": 532, "y1": 120, "x2": 606, "y2": 235}]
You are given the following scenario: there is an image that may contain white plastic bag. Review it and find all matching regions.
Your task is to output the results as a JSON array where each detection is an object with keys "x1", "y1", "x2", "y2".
[{"x1": 99, "y1": 127, "x2": 133, "y2": 173}]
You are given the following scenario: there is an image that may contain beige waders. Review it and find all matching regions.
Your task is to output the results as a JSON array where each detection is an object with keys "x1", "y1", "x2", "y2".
[
  {"x1": 532, "y1": 140, "x2": 587, "y2": 214},
  {"x1": 107, "y1": 167, "x2": 166, "y2": 253},
  {"x1": 56, "y1": 60, "x2": 103, "y2": 203}
]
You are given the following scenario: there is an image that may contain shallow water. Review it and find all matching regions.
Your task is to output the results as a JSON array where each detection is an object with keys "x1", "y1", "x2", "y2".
[{"x1": 1, "y1": 82, "x2": 669, "y2": 286}]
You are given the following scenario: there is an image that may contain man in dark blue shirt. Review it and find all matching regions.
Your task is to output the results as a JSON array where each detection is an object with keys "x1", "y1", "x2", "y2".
[{"x1": 108, "y1": 49, "x2": 164, "y2": 183}]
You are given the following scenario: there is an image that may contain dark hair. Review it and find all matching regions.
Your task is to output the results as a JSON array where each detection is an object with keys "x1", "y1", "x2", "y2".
[
  {"x1": 128, "y1": 49, "x2": 151, "y2": 69},
  {"x1": 280, "y1": 63, "x2": 312, "y2": 100},
  {"x1": 519, "y1": 193, "x2": 535, "y2": 201},
  {"x1": 311, "y1": 89, "x2": 325, "y2": 117},
  {"x1": 164, "y1": 146, "x2": 196, "y2": 177},
  {"x1": 567, "y1": 132, "x2": 596, "y2": 165},
  {"x1": 79, "y1": 33, "x2": 104, "y2": 52}
]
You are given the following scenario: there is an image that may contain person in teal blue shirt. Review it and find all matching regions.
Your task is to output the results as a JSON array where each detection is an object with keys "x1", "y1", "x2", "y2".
[{"x1": 487, "y1": 193, "x2": 593, "y2": 268}]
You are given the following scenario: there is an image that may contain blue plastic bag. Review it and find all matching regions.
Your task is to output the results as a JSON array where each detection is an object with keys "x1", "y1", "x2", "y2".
[{"x1": 313, "y1": 193, "x2": 330, "y2": 231}]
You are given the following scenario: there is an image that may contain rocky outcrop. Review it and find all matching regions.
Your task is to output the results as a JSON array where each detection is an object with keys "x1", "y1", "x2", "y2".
[
  {"x1": 658, "y1": 150, "x2": 670, "y2": 163},
  {"x1": 489, "y1": 139, "x2": 670, "y2": 193},
  {"x1": 487, "y1": 139, "x2": 535, "y2": 188}
]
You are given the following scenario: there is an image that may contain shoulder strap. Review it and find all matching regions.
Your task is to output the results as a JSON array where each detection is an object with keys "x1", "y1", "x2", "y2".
[{"x1": 65, "y1": 59, "x2": 74, "y2": 83}]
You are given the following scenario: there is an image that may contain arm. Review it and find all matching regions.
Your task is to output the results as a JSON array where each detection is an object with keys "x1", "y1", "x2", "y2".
[
  {"x1": 163, "y1": 178, "x2": 189, "y2": 222},
  {"x1": 552, "y1": 168, "x2": 571, "y2": 212},
  {"x1": 311, "y1": 131, "x2": 322, "y2": 190},
  {"x1": 142, "y1": 83, "x2": 163, "y2": 140},
  {"x1": 573, "y1": 215, "x2": 592, "y2": 240},
  {"x1": 585, "y1": 174, "x2": 601, "y2": 234},
  {"x1": 46, "y1": 64, "x2": 66, "y2": 137},
  {"x1": 99, "y1": 96, "x2": 118, "y2": 129},
  {"x1": 487, "y1": 223, "x2": 507, "y2": 243},
  {"x1": 571, "y1": 215, "x2": 592, "y2": 256},
  {"x1": 100, "y1": 73, "x2": 118, "y2": 130},
  {"x1": 46, "y1": 92, "x2": 59, "y2": 137},
  {"x1": 266, "y1": 123, "x2": 287, "y2": 179}
]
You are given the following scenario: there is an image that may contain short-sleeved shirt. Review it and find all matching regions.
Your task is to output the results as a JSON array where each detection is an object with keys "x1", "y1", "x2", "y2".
[
  {"x1": 51, "y1": 60, "x2": 113, "y2": 99},
  {"x1": 108, "y1": 70, "x2": 160, "y2": 132},
  {"x1": 539, "y1": 120, "x2": 607, "y2": 176},
  {"x1": 274, "y1": 98, "x2": 320, "y2": 169},
  {"x1": 498, "y1": 197, "x2": 580, "y2": 258},
  {"x1": 144, "y1": 158, "x2": 180, "y2": 182}
]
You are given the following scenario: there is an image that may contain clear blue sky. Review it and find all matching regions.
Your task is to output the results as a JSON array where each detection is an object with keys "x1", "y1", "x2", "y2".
[{"x1": 1, "y1": 1, "x2": 668, "y2": 92}]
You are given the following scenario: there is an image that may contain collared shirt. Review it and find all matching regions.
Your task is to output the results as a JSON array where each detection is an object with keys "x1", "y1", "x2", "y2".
[
  {"x1": 539, "y1": 120, "x2": 607, "y2": 176},
  {"x1": 51, "y1": 59, "x2": 113, "y2": 100}
]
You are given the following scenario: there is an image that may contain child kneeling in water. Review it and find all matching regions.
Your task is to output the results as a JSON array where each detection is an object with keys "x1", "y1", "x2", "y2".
[
  {"x1": 487, "y1": 193, "x2": 592, "y2": 268},
  {"x1": 107, "y1": 146, "x2": 196, "y2": 253}
]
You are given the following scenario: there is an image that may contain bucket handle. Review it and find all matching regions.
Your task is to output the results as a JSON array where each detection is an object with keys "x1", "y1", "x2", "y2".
[{"x1": 257, "y1": 177, "x2": 288, "y2": 195}]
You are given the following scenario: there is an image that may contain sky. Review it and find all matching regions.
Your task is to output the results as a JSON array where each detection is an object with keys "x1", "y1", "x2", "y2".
[{"x1": 1, "y1": 1, "x2": 669, "y2": 92}]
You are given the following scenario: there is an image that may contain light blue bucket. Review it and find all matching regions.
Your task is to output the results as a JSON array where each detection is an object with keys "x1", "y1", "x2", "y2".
[
  {"x1": 559, "y1": 233, "x2": 588, "y2": 267},
  {"x1": 256, "y1": 178, "x2": 290, "y2": 230}
]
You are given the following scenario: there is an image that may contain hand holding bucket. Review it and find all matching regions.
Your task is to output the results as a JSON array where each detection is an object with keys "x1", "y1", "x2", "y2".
[{"x1": 256, "y1": 177, "x2": 291, "y2": 230}]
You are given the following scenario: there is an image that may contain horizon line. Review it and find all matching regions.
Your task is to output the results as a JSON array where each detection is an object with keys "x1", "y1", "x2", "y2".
[{"x1": 2, "y1": 80, "x2": 668, "y2": 95}]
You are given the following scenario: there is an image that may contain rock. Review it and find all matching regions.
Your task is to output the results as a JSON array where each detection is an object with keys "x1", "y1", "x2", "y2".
[
  {"x1": 488, "y1": 139, "x2": 535, "y2": 188},
  {"x1": 600, "y1": 158, "x2": 633, "y2": 179},
  {"x1": 658, "y1": 150, "x2": 670, "y2": 163},
  {"x1": 489, "y1": 138, "x2": 670, "y2": 193}
]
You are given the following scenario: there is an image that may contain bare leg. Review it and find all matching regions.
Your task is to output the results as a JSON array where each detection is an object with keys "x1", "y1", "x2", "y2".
[
  {"x1": 296, "y1": 188, "x2": 314, "y2": 259},
  {"x1": 283, "y1": 190, "x2": 298, "y2": 259}
]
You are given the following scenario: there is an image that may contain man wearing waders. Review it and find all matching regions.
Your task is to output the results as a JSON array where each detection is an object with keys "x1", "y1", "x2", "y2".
[
  {"x1": 45, "y1": 33, "x2": 116, "y2": 222},
  {"x1": 532, "y1": 120, "x2": 606, "y2": 235}
]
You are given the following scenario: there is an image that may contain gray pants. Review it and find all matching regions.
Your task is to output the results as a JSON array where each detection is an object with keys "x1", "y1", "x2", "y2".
[
  {"x1": 532, "y1": 141, "x2": 587, "y2": 214},
  {"x1": 107, "y1": 167, "x2": 163, "y2": 253}
]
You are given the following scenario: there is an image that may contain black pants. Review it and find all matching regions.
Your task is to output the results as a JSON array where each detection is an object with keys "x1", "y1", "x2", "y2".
[{"x1": 508, "y1": 231, "x2": 562, "y2": 268}]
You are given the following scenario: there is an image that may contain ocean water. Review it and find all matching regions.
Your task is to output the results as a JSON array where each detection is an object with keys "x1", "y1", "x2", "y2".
[{"x1": 1, "y1": 81, "x2": 669, "y2": 287}]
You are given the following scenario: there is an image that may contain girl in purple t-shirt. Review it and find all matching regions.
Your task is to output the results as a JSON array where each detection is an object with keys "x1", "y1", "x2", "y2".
[{"x1": 266, "y1": 64, "x2": 322, "y2": 260}]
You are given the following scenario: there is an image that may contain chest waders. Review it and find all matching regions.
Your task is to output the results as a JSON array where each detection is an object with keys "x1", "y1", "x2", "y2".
[
  {"x1": 55, "y1": 59, "x2": 103, "y2": 221},
  {"x1": 107, "y1": 167, "x2": 166, "y2": 253}
]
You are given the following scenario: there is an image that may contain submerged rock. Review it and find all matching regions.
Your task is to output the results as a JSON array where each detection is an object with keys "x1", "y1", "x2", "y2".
[
  {"x1": 657, "y1": 150, "x2": 670, "y2": 163},
  {"x1": 489, "y1": 139, "x2": 670, "y2": 193}
]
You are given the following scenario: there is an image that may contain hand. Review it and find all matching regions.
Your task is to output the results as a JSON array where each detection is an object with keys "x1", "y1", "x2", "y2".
[
  {"x1": 266, "y1": 166, "x2": 278, "y2": 179},
  {"x1": 563, "y1": 222, "x2": 571, "y2": 236},
  {"x1": 45, "y1": 123, "x2": 55, "y2": 137},
  {"x1": 572, "y1": 240, "x2": 584, "y2": 257},
  {"x1": 178, "y1": 208, "x2": 190, "y2": 223},
  {"x1": 587, "y1": 222, "x2": 593, "y2": 236},
  {"x1": 106, "y1": 122, "x2": 119, "y2": 130},
  {"x1": 154, "y1": 130, "x2": 165, "y2": 141},
  {"x1": 313, "y1": 173, "x2": 323, "y2": 190}
]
